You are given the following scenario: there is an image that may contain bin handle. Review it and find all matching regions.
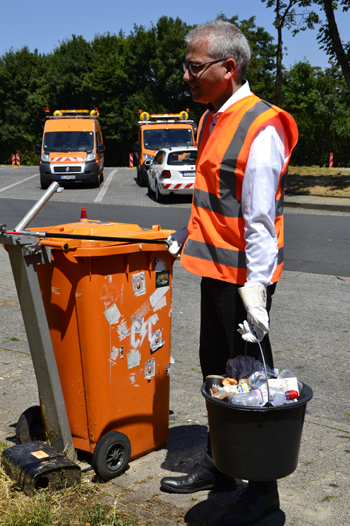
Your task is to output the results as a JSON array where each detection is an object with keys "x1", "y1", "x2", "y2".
[{"x1": 5, "y1": 230, "x2": 169, "y2": 246}]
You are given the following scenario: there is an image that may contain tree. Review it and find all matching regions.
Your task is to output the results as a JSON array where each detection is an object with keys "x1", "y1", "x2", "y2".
[
  {"x1": 261, "y1": 0, "x2": 320, "y2": 106},
  {"x1": 283, "y1": 60, "x2": 350, "y2": 165},
  {"x1": 263, "y1": 0, "x2": 350, "y2": 97},
  {"x1": 316, "y1": 0, "x2": 350, "y2": 93}
]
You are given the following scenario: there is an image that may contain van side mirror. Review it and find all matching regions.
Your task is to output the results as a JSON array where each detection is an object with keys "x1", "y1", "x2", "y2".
[
  {"x1": 133, "y1": 141, "x2": 141, "y2": 152},
  {"x1": 34, "y1": 144, "x2": 41, "y2": 155},
  {"x1": 97, "y1": 143, "x2": 105, "y2": 153}
]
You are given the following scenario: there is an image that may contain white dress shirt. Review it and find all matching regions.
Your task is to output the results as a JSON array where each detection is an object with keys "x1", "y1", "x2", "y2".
[{"x1": 210, "y1": 82, "x2": 290, "y2": 286}]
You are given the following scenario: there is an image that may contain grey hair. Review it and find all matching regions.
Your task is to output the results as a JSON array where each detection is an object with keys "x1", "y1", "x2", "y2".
[{"x1": 185, "y1": 20, "x2": 251, "y2": 78}]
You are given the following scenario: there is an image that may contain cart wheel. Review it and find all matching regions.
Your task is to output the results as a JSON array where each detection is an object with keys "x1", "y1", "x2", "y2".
[
  {"x1": 92, "y1": 431, "x2": 131, "y2": 481},
  {"x1": 16, "y1": 406, "x2": 45, "y2": 443}
]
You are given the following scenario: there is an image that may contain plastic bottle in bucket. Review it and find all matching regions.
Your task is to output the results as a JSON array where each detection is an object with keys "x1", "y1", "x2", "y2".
[{"x1": 229, "y1": 388, "x2": 299, "y2": 407}]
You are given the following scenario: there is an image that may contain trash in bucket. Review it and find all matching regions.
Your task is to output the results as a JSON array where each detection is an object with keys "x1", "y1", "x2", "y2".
[{"x1": 202, "y1": 380, "x2": 313, "y2": 481}]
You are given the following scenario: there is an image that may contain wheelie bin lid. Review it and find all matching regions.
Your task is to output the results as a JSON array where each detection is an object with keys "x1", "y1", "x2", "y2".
[{"x1": 30, "y1": 221, "x2": 175, "y2": 256}]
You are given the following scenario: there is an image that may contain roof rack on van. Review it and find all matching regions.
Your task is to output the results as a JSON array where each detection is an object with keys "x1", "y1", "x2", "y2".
[
  {"x1": 138, "y1": 110, "x2": 190, "y2": 124},
  {"x1": 47, "y1": 109, "x2": 100, "y2": 119}
]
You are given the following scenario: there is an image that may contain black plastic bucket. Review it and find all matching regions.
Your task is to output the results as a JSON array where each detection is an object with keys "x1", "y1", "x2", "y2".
[{"x1": 202, "y1": 381, "x2": 313, "y2": 481}]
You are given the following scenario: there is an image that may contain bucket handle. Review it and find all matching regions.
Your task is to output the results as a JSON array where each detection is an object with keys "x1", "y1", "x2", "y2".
[{"x1": 244, "y1": 340, "x2": 272, "y2": 408}]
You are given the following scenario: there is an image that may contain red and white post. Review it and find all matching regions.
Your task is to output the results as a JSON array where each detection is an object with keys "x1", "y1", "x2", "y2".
[
  {"x1": 129, "y1": 153, "x2": 134, "y2": 169},
  {"x1": 329, "y1": 152, "x2": 333, "y2": 169},
  {"x1": 12, "y1": 154, "x2": 16, "y2": 165}
]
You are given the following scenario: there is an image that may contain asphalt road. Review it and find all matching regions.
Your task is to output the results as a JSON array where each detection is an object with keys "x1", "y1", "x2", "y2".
[{"x1": 0, "y1": 165, "x2": 349, "y2": 277}]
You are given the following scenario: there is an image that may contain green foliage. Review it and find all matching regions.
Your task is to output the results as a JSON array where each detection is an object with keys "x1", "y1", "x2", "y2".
[
  {"x1": 0, "y1": 14, "x2": 349, "y2": 167},
  {"x1": 283, "y1": 61, "x2": 350, "y2": 166}
]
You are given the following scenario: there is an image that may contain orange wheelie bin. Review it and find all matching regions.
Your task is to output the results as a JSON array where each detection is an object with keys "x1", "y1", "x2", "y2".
[{"x1": 22, "y1": 220, "x2": 175, "y2": 480}]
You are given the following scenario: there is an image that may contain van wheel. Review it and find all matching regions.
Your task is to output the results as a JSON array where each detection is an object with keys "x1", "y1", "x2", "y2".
[
  {"x1": 40, "y1": 177, "x2": 48, "y2": 190},
  {"x1": 92, "y1": 174, "x2": 101, "y2": 188},
  {"x1": 100, "y1": 171, "x2": 104, "y2": 183}
]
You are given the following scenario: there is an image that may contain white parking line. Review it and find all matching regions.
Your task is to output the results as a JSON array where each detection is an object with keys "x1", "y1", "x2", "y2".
[
  {"x1": 0, "y1": 173, "x2": 39, "y2": 193},
  {"x1": 94, "y1": 169, "x2": 118, "y2": 203}
]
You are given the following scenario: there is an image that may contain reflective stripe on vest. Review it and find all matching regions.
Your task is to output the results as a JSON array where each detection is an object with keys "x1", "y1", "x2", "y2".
[
  {"x1": 196, "y1": 110, "x2": 210, "y2": 149},
  {"x1": 184, "y1": 239, "x2": 284, "y2": 269},
  {"x1": 182, "y1": 94, "x2": 298, "y2": 284}
]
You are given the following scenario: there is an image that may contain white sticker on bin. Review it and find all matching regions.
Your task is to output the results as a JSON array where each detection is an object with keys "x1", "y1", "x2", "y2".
[
  {"x1": 110, "y1": 346, "x2": 119, "y2": 362},
  {"x1": 127, "y1": 349, "x2": 141, "y2": 369},
  {"x1": 131, "y1": 272, "x2": 146, "y2": 296},
  {"x1": 104, "y1": 303, "x2": 121, "y2": 325},
  {"x1": 153, "y1": 295, "x2": 167, "y2": 312},
  {"x1": 149, "y1": 286, "x2": 169, "y2": 308},
  {"x1": 154, "y1": 258, "x2": 166, "y2": 271},
  {"x1": 117, "y1": 319, "x2": 130, "y2": 341}
]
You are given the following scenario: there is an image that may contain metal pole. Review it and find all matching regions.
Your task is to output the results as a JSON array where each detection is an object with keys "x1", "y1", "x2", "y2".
[
  {"x1": 5, "y1": 239, "x2": 75, "y2": 460},
  {"x1": 14, "y1": 182, "x2": 63, "y2": 232}
]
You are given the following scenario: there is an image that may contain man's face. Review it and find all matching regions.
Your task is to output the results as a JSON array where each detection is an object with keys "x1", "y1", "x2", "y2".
[{"x1": 183, "y1": 40, "x2": 230, "y2": 111}]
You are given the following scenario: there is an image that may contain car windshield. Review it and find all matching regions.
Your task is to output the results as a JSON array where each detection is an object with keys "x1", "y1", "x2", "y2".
[
  {"x1": 167, "y1": 151, "x2": 197, "y2": 166},
  {"x1": 43, "y1": 131, "x2": 94, "y2": 152},
  {"x1": 143, "y1": 128, "x2": 193, "y2": 150}
]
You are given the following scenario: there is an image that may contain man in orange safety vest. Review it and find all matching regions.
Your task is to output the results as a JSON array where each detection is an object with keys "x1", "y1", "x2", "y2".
[{"x1": 162, "y1": 20, "x2": 298, "y2": 526}]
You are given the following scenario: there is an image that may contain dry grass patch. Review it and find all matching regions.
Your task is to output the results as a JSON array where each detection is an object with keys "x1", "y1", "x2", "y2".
[
  {"x1": 0, "y1": 443, "x2": 137, "y2": 526},
  {"x1": 287, "y1": 166, "x2": 350, "y2": 197}
]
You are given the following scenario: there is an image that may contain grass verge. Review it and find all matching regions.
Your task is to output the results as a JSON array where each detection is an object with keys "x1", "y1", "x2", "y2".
[
  {"x1": 287, "y1": 166, "x2": 350, "y2": 197},
  {"x1": 0, "y1": 442, "x2": 137, "y2": 526}
]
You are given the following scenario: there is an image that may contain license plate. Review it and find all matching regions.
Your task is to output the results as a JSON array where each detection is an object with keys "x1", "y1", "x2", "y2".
[
  {"x1": 60, "y1": 175, "x2": 76, "y2": 180},
  {"x1": 182, "y1": 171, "x2": 195, "y2": 177}
]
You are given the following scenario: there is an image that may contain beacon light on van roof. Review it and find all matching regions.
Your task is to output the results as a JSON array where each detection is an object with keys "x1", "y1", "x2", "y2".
[
  {"x1": 138, "y1": 110, "x2": 189, "y2": 123},
  {"x1": 50, "y1": 109, "x2": 100, "y2": 119}
]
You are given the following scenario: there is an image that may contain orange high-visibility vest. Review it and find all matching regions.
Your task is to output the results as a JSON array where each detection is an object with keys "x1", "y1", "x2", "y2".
[{"x1": 181, "y1": 94, "x2": 298, "y2": 285}]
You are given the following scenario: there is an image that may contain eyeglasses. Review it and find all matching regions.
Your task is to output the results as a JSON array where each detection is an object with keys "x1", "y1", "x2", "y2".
[{"x1": 182, "y1": 58, "x2": 229, "y2": 78}]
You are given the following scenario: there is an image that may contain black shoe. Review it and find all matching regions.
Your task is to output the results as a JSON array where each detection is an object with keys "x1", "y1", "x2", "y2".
[
  {"x1": 218, "y1": 487, "x2": 280, "y2": 526},
  {"x1": 161, "y1": 463, "x2": 236, "y2": 494}
]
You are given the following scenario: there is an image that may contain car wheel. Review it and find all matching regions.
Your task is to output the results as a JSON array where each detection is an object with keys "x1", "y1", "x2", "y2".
[
  {"x1": 155, "y1": 181, "x2": 164, "y2": 203},
  {"x1": 100, "y1": 171, "x2": 104, "y2": 183},
  {"x1": 92, "y1": 431, "x2": 131, "y2": 481},
  {"x1": 16, "y1": 406, "x2": 45, "y2": 443}
]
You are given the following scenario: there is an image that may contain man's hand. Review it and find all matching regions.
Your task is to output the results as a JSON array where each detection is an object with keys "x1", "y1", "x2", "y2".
[
  {"x1": 166, "y1": 227, "x2": 189, "y2": 256},
  {"x1": 238, "y1": 320, "x2": 265, "y2": 343},
  {"x1": 238, "y1": 284, "x2": 269, "y2": 341}
]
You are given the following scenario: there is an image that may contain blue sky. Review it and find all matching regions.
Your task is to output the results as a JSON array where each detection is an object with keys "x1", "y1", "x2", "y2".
[{"x1": 1, "y1": 0, "x2": 348, "y2": 69}]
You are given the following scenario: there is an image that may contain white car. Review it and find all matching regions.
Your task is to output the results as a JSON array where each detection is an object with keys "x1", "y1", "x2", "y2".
[{"x1": 146, "y1": 146, "x2": 197, "y2": 202}]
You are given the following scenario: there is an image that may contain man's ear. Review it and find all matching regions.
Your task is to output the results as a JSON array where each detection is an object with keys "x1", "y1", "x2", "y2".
[{"x1": 224, "y1": 58, "x2": 237, "y2": 81}]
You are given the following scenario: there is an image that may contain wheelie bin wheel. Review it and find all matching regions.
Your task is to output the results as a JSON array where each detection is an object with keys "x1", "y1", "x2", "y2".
[
  {"x1": 92, "y1": 431, "x2": 131, "y2": 481},
  {"x1": 16, "y1": 406, "x2": 45, "y2": 443}
]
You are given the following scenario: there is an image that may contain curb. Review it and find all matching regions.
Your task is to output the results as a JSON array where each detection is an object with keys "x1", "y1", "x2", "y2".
[{"x1": 285, "y1": 201, "x2": 350, "y2": 213}]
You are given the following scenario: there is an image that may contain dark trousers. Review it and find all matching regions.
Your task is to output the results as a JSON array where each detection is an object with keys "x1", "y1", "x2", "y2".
[{"x1": 200, "y1": 277, "x2": 277, "y2": 494}]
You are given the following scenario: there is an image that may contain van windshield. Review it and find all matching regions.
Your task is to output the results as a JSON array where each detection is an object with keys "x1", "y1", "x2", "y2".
[
  {"x1": 143, "y1": 128, "x2": 193, "y2": 150},
  {"x1": 43, "y1": 131, "x2": 94, "y2": 152}
]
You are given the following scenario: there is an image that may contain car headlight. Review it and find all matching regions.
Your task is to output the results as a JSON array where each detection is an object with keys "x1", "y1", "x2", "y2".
[
  {"x1": 143, "y1": 154, "x2": 154, "y2": 161},
  {"x1": 86, "y1": 151, "x2": 95, "y2": 161},
  {"x1": 42, "y1": 152, "x2": 50, "y2": 163}
]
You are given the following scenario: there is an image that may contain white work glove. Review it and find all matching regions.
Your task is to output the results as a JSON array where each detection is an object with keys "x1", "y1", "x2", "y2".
[
  {"x1": 238, "y1": 284, "x2": 269, "y2": 342},
  {"x1": 166, "y1": 227, "x2": 189, "y2": 256}
]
